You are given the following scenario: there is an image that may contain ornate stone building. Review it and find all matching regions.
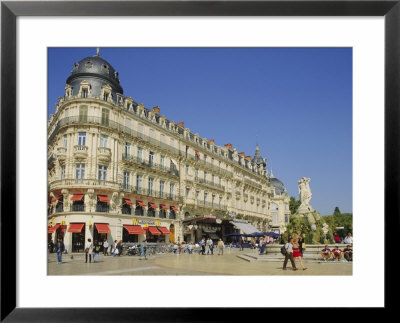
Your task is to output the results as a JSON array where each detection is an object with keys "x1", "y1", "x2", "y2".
[{"x1": 47, "y1": 51, "x2": 290, "y2": 252}]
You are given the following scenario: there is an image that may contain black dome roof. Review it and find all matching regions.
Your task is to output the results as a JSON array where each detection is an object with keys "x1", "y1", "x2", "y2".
[
  {"x1": 66, "y1": 54, "x2": 123, "y2": 97},
  {"x1": 270, "y1": 177, "x2": 286, "y2": 195}
]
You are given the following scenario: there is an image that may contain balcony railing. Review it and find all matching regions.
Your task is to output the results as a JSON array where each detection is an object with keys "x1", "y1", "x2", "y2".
[
  {"x1": 96, "y1": 204, "x2": 110, "y2": 213},
  {"x1": 122, "y1": 206, "x2": 132, "y2": 215},
  {"x1": 48, "y1": 105, "x2": 267, "y2": 181},
  {"x1": 48, "y1": 115, "x2": 181, "y2": 156},
  {"x1": 49, "y1": 178, "x2": 120, "y2": 190},
  {"x1": 70, "y1": 204, "x2": 85, "y2": 212},
  {"x1": 121, "y1": 184, "x2": 178, "y2": 201},
  {"x1": 194, "y1": 177, "x2": 225, "y2": 191},
  {"x1": 55, "y1": 203, "x2": 64, "y2": 213},
  {"x1": 122, "y1": 154, "x2": 179, "y2": 176},
  {"x1": 244, "y1": 178, "x2": 263, "y2": 189}
]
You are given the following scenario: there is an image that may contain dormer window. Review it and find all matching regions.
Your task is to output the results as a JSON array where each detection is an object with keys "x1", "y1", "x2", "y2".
[
  {"x1": 103, "y1": 92, "x2": 109, "y2": 101},
  {"x1": 85, "y1": 61, "x2": 93, "y2": 69},
  {"x1": 82, "y1": 88, "x2": 88, "y2": 98}
]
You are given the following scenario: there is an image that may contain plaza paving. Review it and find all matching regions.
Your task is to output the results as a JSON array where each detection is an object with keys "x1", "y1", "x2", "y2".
[{"x1": 48, "y1": 248, "x2": 352, "y2": 276}]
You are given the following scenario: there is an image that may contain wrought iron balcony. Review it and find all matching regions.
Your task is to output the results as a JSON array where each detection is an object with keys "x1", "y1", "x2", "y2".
[
  {"x1": 96, "y1": 204, "x2": 110, "y2": 213},
  {"x1": 194, "y1": 177, "x2": 225, "y2": 191},
  {"x1": 70, "y1": 204, "x2": 85, "y2": 212},
  {"x1": 122, "y1": 154, "x2": 179, "y2": 177},
  {"x1": 49, "y1": 178, "x2": 120, "y2": 191},
  {"x1": 120, "y1": 184, "x2": 177, "y2": 202}
]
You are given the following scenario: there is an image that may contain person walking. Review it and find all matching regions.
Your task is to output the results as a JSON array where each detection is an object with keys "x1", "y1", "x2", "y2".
[
  {"x1": 239, "y1": 237, "x2": 244, "y2": 251},
  {"x1": 117, "y1": 240, "x2": 123, "y2": 256},
  {"x1": 210, "y1": 239, "x2": 214, "y2": 255},
  {"x1": 178, "y1": 242, "x2": 182, "y2": 255},
  {"x1": 188, "y1": 243, "x2": 193, "y2": 254},
  {"x1": 103, "y1": 239, "x2": 109, "y2": 256},
  {"x1": 140, "y1": 239, "x2": 147, "y2": 259},
  {"x1": 85, "y1": 238, "x2": 93, "y2": 263},
  {"x1": 217, "y1": 239, "x2": 225, "y2": 255},
  {"x1": 298, "y1": 234, "x2": 305, "y2": 257},
  {"x1": 93, "y1": 239, "x2": 100, "y2": 262},
  {"x1": 259, "y1": 235, "x2": 267, "y2": 255},
  {"x1": 200, "y1": 238, "x2": 205, "y2": 255},
  {"x1": 54, "y1": 237, "x2": 65, "y2": 264},
  {"x1": 282, "y1": 238, "x2": 297, "y2": 271},
  {"x1": 293, "y1": 238, "x2": 307, "y2": 270},
  {"x1": 112, "y1": 240, "x2": 118, "y2": 256}
]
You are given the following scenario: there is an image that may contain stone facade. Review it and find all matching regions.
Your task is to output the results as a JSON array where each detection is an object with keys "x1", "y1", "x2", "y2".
[{"x1": 47, "y1": 52, "x2": 290, "y2": 252}]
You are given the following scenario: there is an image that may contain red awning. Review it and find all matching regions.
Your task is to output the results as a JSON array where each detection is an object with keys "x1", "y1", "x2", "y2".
[
  {"x1": 51, "y1": 195, "x2": 62, "y2": 203},
  {"x1": 171, "y1": 206, "x2": 178, "y2": 212},
  {"x1": 68, "y1": 223, "x2": 84, "y2": 233},
  {"x1": 148, "y1": 226, "x2": 161, "y2": 235},
  {"x1": 98, "y1": 195, "x2": 110, "y2": 203},
  {"x1": 71, "y1": 194, "x2": 84, "y2": 201},
  {"x1": 136, "y1": 200, "x2": 146, "y2": 207},
  {"x1": 157, "y1": 227, "x2": 171, "y2": 235},
  {"x1": 59, "y1": 225, "x2": 67, "y2": 233},
  {"x1": 195, "y1": 150, "x2": 200, "y2": 157},
  {"x1": 160, "y1": 204, "x2": 168, "y2": 210},
  {"x1": 95, "y1": 223, "x2": 110, "y2": 234},
  {"x1": 48, "y1": 223, "x2": 60, "y2": 233},
  {"x1": 148, "y1": 202, "x2": 158, "y2": 209},
  {"x1": 123, "y1": 198, "x2": 134, "y2": 206},
  {"x1": 123, "y1": 225, "x2": 145, "y2": 235}
]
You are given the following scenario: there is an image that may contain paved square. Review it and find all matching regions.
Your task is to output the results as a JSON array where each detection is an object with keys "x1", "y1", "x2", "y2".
[{"x1": 48, "y1": 248, "x2": 352, "y2": 276}]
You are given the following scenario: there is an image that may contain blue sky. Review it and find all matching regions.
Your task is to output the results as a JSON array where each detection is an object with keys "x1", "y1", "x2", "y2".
[{"x1": 48, "y1": 47, "x2": 352, "y2": 215}]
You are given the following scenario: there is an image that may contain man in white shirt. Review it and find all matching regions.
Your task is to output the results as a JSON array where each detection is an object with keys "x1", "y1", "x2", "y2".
[
  {"x1": 282, "y1": 238, "x2": 297, "y2": 271},
  {"x1": 103, "y1": 239, "x2": 109, "y2": 256}
]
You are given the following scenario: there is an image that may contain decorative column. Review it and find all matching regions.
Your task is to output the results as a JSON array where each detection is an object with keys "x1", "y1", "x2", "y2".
[{"x1": 61, "y1": 189, "x2": 70, "y2": 212}]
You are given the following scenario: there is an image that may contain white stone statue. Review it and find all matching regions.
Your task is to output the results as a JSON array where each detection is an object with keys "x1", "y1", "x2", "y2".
[{"x1": 298, "y1": 177, "x2": 312, "y2": 208}]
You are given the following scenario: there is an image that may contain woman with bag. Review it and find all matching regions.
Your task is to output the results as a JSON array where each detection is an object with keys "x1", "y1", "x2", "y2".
[
  {"x1": 85, "y1": 238, "x2": 93, "y2": 263},
  {"x1": 293, "y1": 238, "x2": 307, "y2": 270}
]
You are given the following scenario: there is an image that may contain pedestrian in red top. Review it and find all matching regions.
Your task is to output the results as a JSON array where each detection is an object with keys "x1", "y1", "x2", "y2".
[{"x1": 292, "y1": 238, "x2": 307, "y2": 270}]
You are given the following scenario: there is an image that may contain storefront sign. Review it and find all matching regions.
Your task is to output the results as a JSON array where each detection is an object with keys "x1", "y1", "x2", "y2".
[{"x1": 132, "y1": 218, "x2": 161, "y2": 226}]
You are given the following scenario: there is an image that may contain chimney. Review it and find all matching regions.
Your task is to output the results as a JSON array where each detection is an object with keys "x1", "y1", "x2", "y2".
[
  {"x1": 208, "y1": 139, "x2": 215, "y2": 144},
  {"x1": 177, "y1": 121, "x2": 184, "y2": 128},
  {"x1": 152, "y1": 106, "x2": 160, "y2": 114},
  {"x1": 245, "y1": 156, "x2": 252, "y2": 161},
  {"x1": 224, "y1": 143, "x2": 232, "y2": 150},
  {"x1": 239, "y1": 152, "x2": 245, "y2": 157}
]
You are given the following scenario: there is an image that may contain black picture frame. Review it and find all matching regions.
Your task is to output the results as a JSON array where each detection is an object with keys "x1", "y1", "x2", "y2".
[{"x1": 1, "y1": 0, "x2": 397, "y2": 321}]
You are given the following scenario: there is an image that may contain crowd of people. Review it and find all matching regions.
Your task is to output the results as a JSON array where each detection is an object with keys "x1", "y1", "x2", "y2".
[
  {"x1": 282, "y1": 232, "x2": 353, "y2": 271},
  {"x1": 51, "y1": 232, "x2": 353, "y2": 268},
  {"x1": 320, "y1": 244, "x2": 353, "y2": 262}
]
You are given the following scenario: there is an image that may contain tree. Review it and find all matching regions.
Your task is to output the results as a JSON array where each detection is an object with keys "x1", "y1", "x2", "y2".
[
  {"x1": 289, "y1": 196, "x2": 301, "y2": 215},
  {"x1": 333, "y1": 207, "x2": 341, "y2": 216}
]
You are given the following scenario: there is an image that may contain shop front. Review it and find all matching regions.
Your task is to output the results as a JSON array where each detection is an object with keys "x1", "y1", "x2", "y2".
[
  {"x1": 68, "y1": 223, "x2": 85, "y2": 252},
  {"x1": 48, "y1": 222, "x2": 67, "y2": 242},
  {"x1": 93, "y1": 223, "x2": 111, "y2": 252},
  {"x1": 131, "y1": 218, "x2": 171, "y2": 243},
  {"x1": 122, "y1": 224, "x2": 145, "y2": 243}
]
